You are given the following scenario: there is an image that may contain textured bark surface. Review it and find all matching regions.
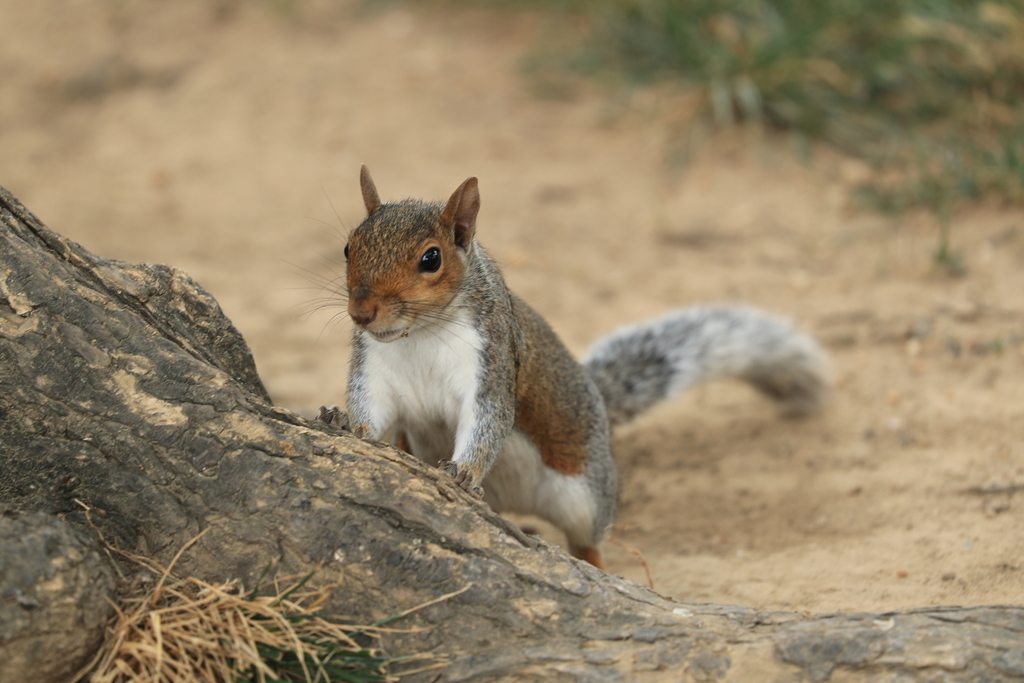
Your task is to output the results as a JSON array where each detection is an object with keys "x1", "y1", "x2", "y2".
[
  {"x1": 1, "y1": 183, "x2": 1023, "y2": 682},
  {"x1": 0, "y1": 510, "x2": 115, "y2": 683}
]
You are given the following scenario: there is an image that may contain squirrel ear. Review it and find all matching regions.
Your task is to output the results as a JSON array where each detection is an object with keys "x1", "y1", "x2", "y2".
[
  {"x1": 360, "y1": 165, "x2": 381, "y2": 215},
  {"x1": 440, "y1": 177, "x2": 480, "y2": 249}
]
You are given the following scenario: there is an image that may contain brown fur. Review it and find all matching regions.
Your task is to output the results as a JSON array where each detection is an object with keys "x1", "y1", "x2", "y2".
[
  {"x1": 394, "y1": 431, "x2": 412, "y2": 455},
  {"x1": 512, "y1": 295, "x2": 602, "y2": 476},
  {"x1": 360, "y1": 165, "x2": 381, "y2": 214},
  {"x1": 515, "y1": 377, "x2": 588, "y2": 476},
  {"x1": 346, "y1": 185, "x2": 468, "y2": 333},
  {"x1": 571, "y1": 545, "x2": 605, "y2": 569}
]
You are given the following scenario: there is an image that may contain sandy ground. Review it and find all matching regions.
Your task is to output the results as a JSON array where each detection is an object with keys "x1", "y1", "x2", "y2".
[{"x1": 3, "y1": 0, "x2": 1023, "y2": 614}]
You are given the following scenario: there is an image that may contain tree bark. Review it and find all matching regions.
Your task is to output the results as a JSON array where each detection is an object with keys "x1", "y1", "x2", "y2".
[
  {"x1": 1, "y1": 184, "x2": 1022, "y2": 683},
  {"x1": 0, "y1": 510, "x2": 115, "y2": 683}
]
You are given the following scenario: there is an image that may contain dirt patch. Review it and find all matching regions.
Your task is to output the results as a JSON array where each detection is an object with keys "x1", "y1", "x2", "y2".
[{"x1": 3, "y1": 0, "x2": 1023, "y2": 613}]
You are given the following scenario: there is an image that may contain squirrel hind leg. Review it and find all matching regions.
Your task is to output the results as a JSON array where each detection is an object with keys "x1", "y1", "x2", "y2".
[
  {"x1": 570, "y1": 544, "x2": 605, "y2": 570},
  {"x1": 394, "y1": 430, "x2": 412, "y2": 455}
]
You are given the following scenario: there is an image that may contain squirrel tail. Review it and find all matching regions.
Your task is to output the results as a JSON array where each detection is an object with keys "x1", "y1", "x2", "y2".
[{"x1": 582, "y1": 305, "x2": 829, "y2": 428}]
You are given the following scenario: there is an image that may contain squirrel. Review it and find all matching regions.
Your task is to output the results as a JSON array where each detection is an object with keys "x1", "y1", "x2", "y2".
[{"x1": 319, "y1": 165, "x2": 829, "y2": 569}]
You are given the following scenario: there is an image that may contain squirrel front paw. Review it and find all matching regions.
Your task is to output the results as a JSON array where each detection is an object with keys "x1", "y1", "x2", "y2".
[
  {"x1": 316, "y1": 406, "x2": 373, "y2": 437},
  {"x1": 316, "y1": 405, "x2": 349, "y2": 429},
  {"x1": 438, "y1": 460, "x2": 484, "y2": 498}
]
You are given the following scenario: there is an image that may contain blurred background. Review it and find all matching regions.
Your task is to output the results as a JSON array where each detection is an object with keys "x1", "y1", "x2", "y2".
[{"x1": 2, "y1": 0, "x2": 1022, "y2": 612}]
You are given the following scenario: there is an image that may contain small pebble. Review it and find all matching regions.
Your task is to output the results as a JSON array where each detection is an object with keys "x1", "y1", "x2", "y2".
[{"x1": 873, "y1": 617, "x2": 895, "y2": 631}]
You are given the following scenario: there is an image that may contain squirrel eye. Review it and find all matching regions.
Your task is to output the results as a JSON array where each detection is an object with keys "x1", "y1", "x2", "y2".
[
  {"x1": 419, "y1": 246, "x2": 442, "y2": 273},
  {"x1": 344, "y1": 243, "x2": 350, "y2": 260}
]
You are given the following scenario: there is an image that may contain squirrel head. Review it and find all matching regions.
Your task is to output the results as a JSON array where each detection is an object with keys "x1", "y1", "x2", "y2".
[{"x1": 345, "y1": 165, "x2": 480, "y2": 342}]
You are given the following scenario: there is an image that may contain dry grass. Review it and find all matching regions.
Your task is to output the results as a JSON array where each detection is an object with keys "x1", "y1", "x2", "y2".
[
  {"x1": 71, "y1": 524, "x2": 459, "y2": 683},
  {"x1": 86, "y1": 573, "x2": 393, "y2": 683}
]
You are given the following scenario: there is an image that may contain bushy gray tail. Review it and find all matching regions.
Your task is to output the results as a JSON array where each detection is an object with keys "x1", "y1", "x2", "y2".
[{"x1": 582, "y1": 305, "x2": 829, "y2": 428}]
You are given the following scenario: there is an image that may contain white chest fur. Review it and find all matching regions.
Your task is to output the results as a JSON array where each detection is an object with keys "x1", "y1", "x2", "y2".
[
  {"x1": 359, "y1": 310, "x2": 483, "y2": 451},
  {"x1": 357, "y1": 310, "x2": 597, "y2": 546}
]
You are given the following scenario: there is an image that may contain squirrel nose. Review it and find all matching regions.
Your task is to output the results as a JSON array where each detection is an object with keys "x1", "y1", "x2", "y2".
[{"x1": 349, "y1": 299, "x2": 378, "y2": 326}]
